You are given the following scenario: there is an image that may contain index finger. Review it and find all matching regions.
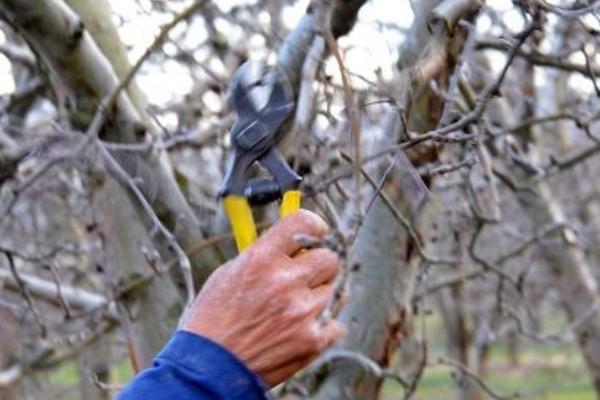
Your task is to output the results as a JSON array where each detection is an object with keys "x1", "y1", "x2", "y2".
[
  {"x1": 292, "y1": 248, "x2": 340, "y2": 288},
  {"x1": 254, "y1": 210, "x2": 329, "y2": 256}
]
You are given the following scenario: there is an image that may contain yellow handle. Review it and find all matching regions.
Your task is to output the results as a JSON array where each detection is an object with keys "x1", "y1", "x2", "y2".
[
  {"x1": 224, "y1": 191, "x2": 302, "y2": 253},
  {"x1": 279, "y1": 190, "x2": 302, "y2": 218},
  {"x1": 223, "y1": 195, "x2": 257, "y2": 252}
]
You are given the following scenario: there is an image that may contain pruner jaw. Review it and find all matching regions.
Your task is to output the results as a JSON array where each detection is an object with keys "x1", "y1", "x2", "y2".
[
  {"x1": 228, "y1": 62, "x2": 294, "y2": 125},
  {"x1": 220, "y1": 63, "x2": 297, "y2": 200},
  {"x1": 228, "y1": 62, "x2": 258, "y2": 118}
]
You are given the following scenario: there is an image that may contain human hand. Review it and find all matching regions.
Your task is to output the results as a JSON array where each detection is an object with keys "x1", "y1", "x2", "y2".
[{"x1": 182, "y1": 210, "x2": 344, "y2": 387}]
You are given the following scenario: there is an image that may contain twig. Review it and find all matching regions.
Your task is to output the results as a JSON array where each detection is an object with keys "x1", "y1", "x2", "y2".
[
  {"x1": 413, "y1": 268, "x2": 484, "y2": 302},
  {"x1": 97, "y1": 143, "x2": 195, "y2": 306},
  {"x1": 538, "y1": 142, "x2": 600, "y2": 180},
  {"x1": 468, "y1": 221, "x2": 522, "y2": 289},
  {"x1": 413, "y1": 222, "x2": 569, "y2": 301},
  {"x1": 47, "y1": 262, "x2": 72, "y2": 319},
  {"x1": 536, "y1": 0, "x2": 600, "y2": 19},
  {"x1": 324, "y1": 27, "x2": 363, "y2": 215},
  {"x1": 500, "y1": 302, "x2": 585, "y2": 344},
  {"x1": 308, "y1": 349, "x2": 409, "y2": 388},
  {"x1": 0, "y1": 138, "x2": 91, "y2": 223},
  {"x1": 507, "y1": 113, "x2": 580, "y2": 133},
  {"x1": 92, "y1": 373, "x2": 124, "y2": 392},
  {"x1": 418, "y1": 158, "x2": 477, "y2": 178},
  {"x1": 105, "y1": 0, "x2": 209, "y2": 111},
  {"x1": 79, "y1": 1, "x2": 211, "y2": 309},
  {"x1": 582, "y1": 46, "x2": 600, "y2": 97},
  {"x1": 412, "y1": 23, "x2": 537, "y2": 143},
  {"x1": 435, "y1": 357, "x2": 520, "y2": 400},
  {"x1": 494, "y1": 223, "x2": 566, "y2": 265},
  {"x1": 476, "y1": 38, "x2": 600, "y2": 78},
  {"x1": 340, "y1": 150, "x2": 456, "y2": 266},
  {"x1": 2, "y1": 251, "x2": 47, "y2": 336},
  {"x1": 101, "y1": 117, "x2": 232, "y2": 153},
  {"x1": 118, "y1": 303, "x2": 142, "y2": 374},
  {"x1": 0, "y1": 267, "x2": 118, "y2": 320},
  {"x1": 402, "y1": 340, "x2": 428, "y2": 400}
]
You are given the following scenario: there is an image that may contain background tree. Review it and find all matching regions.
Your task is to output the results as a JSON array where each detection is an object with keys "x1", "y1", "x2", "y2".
[{"x1": 1, "y1": 0, "x2": 600, "y2": 399}]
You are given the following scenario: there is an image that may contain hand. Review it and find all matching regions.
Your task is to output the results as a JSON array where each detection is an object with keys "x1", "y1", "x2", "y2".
[{"x1": 182, "y1": 210, "x2": 344, "y2": 387}]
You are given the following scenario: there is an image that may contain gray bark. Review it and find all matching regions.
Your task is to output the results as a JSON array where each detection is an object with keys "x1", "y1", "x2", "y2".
[
  {"x1": 94, "y1": 178, "x2": 182, "y2": 367},
  {"x1": 77, "y1": 337, "x2": 111, "y2": 400},
  {"x1": 310, "y1": 2, "x2": 480, "y2": 398},
  {"x1": 476, "y1": 49, "x2": 600, "y2": 394},
  {"x1": 0, "y1": 0, "x2": 222, "y2": 287},
  {"x1": 0, "y1": 0, "x2": 202, "y2": 369},
  {"x1": 514, "y1": 33, "x2": 600, "y2": 393},
  {"x1": 514, "y1": 172, "x2": 600, "y2": 394},
  {"x1": 0, "y1": 306, "x2": 18, "y2": 400},
  {"x1": 311, "y1": 193, "x2": 418, "y2": 399}
]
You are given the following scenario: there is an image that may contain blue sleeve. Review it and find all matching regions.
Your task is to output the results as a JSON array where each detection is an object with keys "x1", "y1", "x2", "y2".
[{"x1": 117, "y1": 330, "x2": 269, "y2": 400}]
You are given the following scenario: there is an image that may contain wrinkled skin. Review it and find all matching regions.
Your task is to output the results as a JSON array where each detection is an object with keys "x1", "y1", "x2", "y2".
[{"x1": 183, "y1": 210, "x2": 344, "y2": 387}]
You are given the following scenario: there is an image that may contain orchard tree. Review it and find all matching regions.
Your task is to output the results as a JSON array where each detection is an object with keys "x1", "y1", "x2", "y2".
[{"x1": 1, "y1": 1, "x2": 600, "y2": 399}]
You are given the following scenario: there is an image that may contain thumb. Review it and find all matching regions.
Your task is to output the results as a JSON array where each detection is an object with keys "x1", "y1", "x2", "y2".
[{"x1": 254, "y1": 210, "x2": 328, "y2": 256}]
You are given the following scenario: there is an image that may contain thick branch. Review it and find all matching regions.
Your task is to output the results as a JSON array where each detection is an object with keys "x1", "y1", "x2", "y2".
[
  {"x1": 0, "y1": 268, "x2": 118, "y2": 319},
  {"x1": 0, "y1": 0, "x2": 222, "y2": 284},
  {"x1": 477, "y1": 38, "x2": 600, "y2": 78}
]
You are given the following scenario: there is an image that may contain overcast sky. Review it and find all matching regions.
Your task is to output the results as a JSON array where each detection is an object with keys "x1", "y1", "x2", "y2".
[
  {"x1": 0, "y1": 1, "x2": 493, "y2": 95},
  {"x1": 0, "y1": 0, "x2": 592, "y2": 109}
]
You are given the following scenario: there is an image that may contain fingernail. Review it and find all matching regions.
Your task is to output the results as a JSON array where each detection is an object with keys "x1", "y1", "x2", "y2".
[
  {"x1": 298, "y1": 210, "x2": 328, "y2": 233},
  {"x1": 293, "y1": 234, "x2": 322, "y2": 249}
]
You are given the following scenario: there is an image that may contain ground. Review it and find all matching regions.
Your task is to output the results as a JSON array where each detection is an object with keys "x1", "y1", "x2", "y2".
[
  {"x1": 41, "y1": 329, "x2": 595, "y2": 399},
  {"x1": 382, "y1": 342, "x2": 595, "y2": 399}
]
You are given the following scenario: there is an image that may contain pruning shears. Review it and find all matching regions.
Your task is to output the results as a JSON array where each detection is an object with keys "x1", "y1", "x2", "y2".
[{"x1": 219, "y1": 64, "x2": 302, "y2": 252}]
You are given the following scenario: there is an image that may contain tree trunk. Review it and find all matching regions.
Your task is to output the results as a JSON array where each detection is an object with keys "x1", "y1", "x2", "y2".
[
  {"x1": 514, "y1": 175, "x2": 600, "y2": 394},
  {"x1": 63, "y1": 0, "x2": 153, "y2": 128},
  {"x1": 516, "y1": 32, "x2": 600, "y2": 393},
  {"x1": 473, "y1": 48, "x2": 600, "y2": 395},
  {"x1": 310, "y1": 1, "x2": 480, "y2": 398},
  {"x1": 311, "y1": 195, "x2": 418, "y2": 399},
  {"x1": 0, "y1": 0, "x2": 223, "y2": 287},
  {"x1": 0, "y1": 306, "x2": 18, "y2": 400},
  {"x1": 94, "y1": 178, "x2": 183, "y2": 367},
  {"x1": 77, "y1": 337, "x2": 111, "y2": 400},
  {"x1": 506, "y1": 331, "x2": 520, "y2": 368}
]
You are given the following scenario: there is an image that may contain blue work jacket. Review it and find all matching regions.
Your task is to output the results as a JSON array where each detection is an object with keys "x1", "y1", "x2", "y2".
[{"x1": 117, "y1": 331, "x2": 268, "y2": 399}]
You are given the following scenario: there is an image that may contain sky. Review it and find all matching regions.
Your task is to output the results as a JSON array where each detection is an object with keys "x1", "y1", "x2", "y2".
[
  {"x1": 0, "y1": 0, "x2": 594, "y2": 111},
  {"x1": 0, "y1": 0, "x2": 445, "y2": 98},
  {"x1": 112, "y1": 0, "x2": 414, "y2": 105}
]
